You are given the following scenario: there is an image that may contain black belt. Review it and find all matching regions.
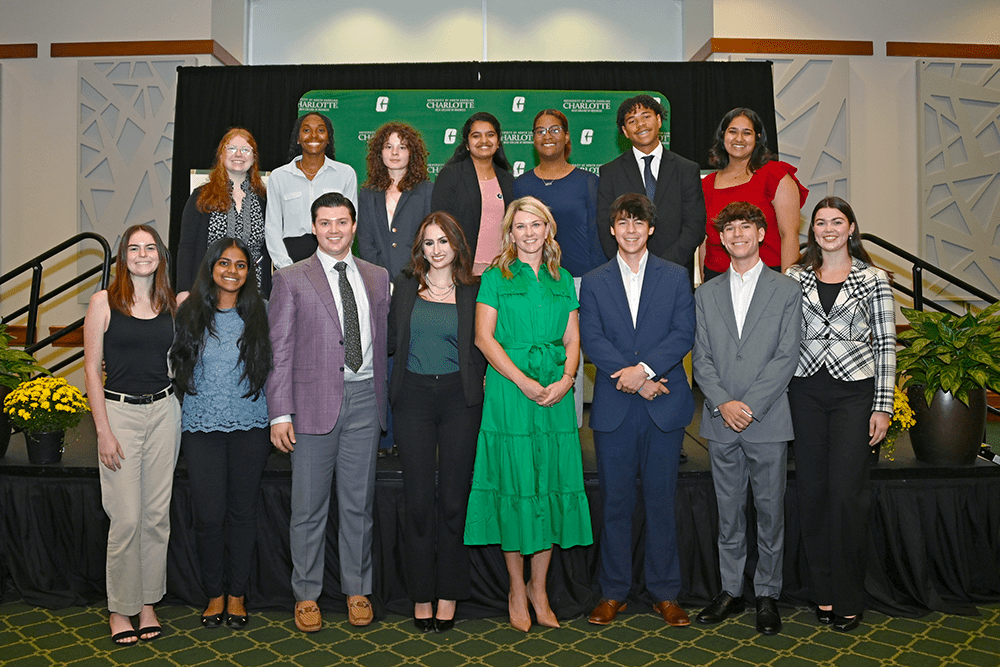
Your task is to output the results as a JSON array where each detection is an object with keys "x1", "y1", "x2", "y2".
[{"x1": 104, "y1": 386, "x2": 174, "y2": 405}]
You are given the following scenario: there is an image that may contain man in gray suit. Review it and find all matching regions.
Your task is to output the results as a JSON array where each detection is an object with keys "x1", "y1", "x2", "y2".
[
  {"x1": 691, "y1": 201, "x2": 801, "y2": 635},
  {"x1": 268, "y1": 192, "x2": 390, "y2": 631}
]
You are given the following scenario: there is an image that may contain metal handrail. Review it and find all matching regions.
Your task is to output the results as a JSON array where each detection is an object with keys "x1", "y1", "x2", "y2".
[{"x1": 0, "y1": 232, "x2": 113, "y2": 360}]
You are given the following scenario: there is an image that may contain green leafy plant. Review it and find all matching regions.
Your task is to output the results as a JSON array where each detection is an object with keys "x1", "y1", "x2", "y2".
[
  {"x1": 896, "y1": 301, "x2": 1000, "y2": 407},
  {"x1": 0, "y1": 323, "x2": 49, "y2": 390}
]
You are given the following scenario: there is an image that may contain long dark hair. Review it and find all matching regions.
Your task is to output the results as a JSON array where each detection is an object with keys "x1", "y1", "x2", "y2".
[
  {"x1": 445, "y1": 112, "x2": 510, "y2": 171},
  {"x1": 794, "y1": 196, "x2": 875, "y2": 272},
  {"x1": 288, "y1": 112, "x2": 336, "y2": 160},
  {"x1": 404, "y1": 212, "x2": 476, "y2": 290},
  {"x1": 170, "y1": 237, "x2": 272, "y2": 398},
  {"x1": 707, "y1": 107, "x2": 773, "y2": 171},
  {"x1": 107, "y1": 224, "x2": 176, "y2": 317}
]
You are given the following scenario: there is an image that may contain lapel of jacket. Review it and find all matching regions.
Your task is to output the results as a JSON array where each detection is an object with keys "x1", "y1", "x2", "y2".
[
  {"x1": 738, "y1": 268, "x2": 777, "y2": 347},
  {"x1": 602, "y1": 259, "x2": 634, "y2": 331},
  {"x1": 305, "y1": 255, "x2": 343, "y2": 335},
  {"x1": 654, "y1": 148, "x2": 673, "y2": 208},
  {"x1": 355, "y1": 259, "x2": 380, "y2": 332},
  {"x1": 635, "y1": 255, "x2": 663, "y2": 332},
  {"x1": 710, "y1": 274, "x2": 740, "y2": 344},
  {"x1": 394, "y1": 189, "x2": 413, "y2": 222},
  {"x1": 621, "y1": 152, "x2": 646, "y2": 196},
  {"x1": 797, "y1": 268, "x2": 824, "y2": 321},
  {"x1": 826, "y1": 259, "x2": 868, "y2": 321}
]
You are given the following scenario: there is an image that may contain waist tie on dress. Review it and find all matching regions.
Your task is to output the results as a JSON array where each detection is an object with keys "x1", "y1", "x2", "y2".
[{"x1": 507, "y1": 339, "x2": 567, "y2": 386}]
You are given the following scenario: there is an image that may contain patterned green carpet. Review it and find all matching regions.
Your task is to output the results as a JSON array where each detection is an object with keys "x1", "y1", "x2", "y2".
[{"x1": 2, "y1": 599, "x2": 1000, "y2": 667}]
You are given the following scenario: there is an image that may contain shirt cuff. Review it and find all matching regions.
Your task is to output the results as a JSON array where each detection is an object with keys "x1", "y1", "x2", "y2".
[
  {"x1": 270, "y1": 414, "x2": 292, "y2": 426},
  {"x1": 639, "y1": 362, "x2": 655, "y2": 379}
]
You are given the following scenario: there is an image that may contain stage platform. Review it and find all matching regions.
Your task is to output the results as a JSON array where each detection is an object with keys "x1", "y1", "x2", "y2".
[{"x1": 2, "y1": 400, "x2": 999, "y2": 621}]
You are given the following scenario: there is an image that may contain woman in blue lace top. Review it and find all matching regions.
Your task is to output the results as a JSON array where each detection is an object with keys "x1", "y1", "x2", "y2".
[{"x1": 170, "y1": 237, "x2": 272, "y2": 630}]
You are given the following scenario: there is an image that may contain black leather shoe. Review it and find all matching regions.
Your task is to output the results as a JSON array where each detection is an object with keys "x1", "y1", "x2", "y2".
[
  {"x1": 755, "y1": 596, "x2": 782, "y2": 635},
  {"x1": 201, "y1": 612, "x2": 223, "y2": 628},
  {"x1": 225, "y1": 612, "x2": 248, "y2": 629},
  {"x1": 696, "y1": 591, "x2": 745, "y2": 624},
  {"x1": 832, "y1": 612, "x2": 862, "y2": 632},
  {"x1": 413, "y1": 617, "x2": 434, "y2": 632},
  {"x1": 816, "y1": 607, "x2": 835, "y2": 625},
  {"x1": 434, "y1": 617, "x2": 455, "y2": 633}
]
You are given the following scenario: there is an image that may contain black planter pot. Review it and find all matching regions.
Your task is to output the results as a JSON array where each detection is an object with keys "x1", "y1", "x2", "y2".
[
  {"x1": 24, "y1": 429, "x2": 65, "y2": 464},
  {"x1": 907, "y1": 386, "x2": 986, "y2": 466}
]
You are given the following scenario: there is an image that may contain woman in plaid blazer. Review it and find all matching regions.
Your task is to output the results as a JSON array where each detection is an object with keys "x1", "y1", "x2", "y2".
[{"x1": 786, "y1": 197, "x2": 896, "y2": 633}]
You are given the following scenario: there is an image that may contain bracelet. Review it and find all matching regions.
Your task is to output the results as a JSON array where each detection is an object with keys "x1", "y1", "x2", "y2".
[{"x1": 562, "y1": 372, "x2": 575, "y2": 382}]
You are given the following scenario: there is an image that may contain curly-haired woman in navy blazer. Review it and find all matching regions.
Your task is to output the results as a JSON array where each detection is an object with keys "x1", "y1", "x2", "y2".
[
  {"x1": 786, "y1": 197, "x2": 895, "y2": 633},
  {"x1": 388, "y1": 211, "x2": 486, "y2": 633}
]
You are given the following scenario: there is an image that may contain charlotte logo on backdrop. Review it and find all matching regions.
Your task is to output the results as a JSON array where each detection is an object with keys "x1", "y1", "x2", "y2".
[{"x1": 298, "y1": 90, "x2": 670, "y2": 181}]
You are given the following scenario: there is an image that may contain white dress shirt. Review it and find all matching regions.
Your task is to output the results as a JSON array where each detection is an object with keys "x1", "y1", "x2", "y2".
[
  {"x1": 316, "y1": 250, "x2": 373, "y2": 382},
  {"x1": 729, "y1": 257, "x2": 764, "y2": 338},
  {"x1": 616, "y1": 249, "x2": 655, "y2": 379},
  {"x1": 264, "y1": 156, "x2": 359, "y2": 269}
]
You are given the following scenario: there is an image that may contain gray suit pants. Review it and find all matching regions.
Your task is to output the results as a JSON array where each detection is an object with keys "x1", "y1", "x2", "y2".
[
  {"x1": 708, "y1": 436, "x2": 786, "y2": 599},
  {"x1": 290, "y1": 380, "x2": 380, "y2": 601}
]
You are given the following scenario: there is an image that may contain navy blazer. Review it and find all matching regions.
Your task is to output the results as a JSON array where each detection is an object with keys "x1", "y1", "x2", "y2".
[
  {"x1": 580, "y1": 254, "x2": 695, "y2": 433},
  {"x1": 357, "y1": 180, "x2": 434, "y2": 280},
  {"x1": 431, "y1": 158, "x2": 514, "y2": 258},
  {"x1": 596, "y1": 149, "x2": 706, "y2": 271},
  {"x1": 387, "y1": 272, "x2": 486, "y2": 408}
]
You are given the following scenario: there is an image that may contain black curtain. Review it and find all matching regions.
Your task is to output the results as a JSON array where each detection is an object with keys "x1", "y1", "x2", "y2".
[{"x1": 169, "y1": 61, "x2": 775, "y2": 273}]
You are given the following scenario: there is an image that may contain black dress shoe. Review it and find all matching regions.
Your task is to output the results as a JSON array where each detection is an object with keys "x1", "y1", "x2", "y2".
[
  {"x1": 815, "y1": 607, "x2": 835, "y2": 625},
  {"x1": 696, "y1": 591, "x2": 745, "y2": 624},
  {"x1": 413, "y1": 617, "x2": 434, "y2": 632},
  {"x1": 434, "y1": 617, "x2": 455, "y2": 633},
  {"x1": 832, "y1": 612, "x2": 862, "y2": 632},
  {"x1": 755, "y1": 596, "x2": 782, "y2": 635},
  {"x1": 201, "y1": 613, "x2": 224, "y2": 628},
  {"x1": 226, "y1": 612, "x2": 249, "y2": 629}
]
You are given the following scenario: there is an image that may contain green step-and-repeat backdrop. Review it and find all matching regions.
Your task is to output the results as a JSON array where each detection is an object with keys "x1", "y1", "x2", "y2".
[{"x1": 298, "y1": 90, "x2": 670, "y2": 182}]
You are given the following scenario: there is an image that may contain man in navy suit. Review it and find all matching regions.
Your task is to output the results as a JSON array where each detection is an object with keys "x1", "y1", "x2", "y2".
[{"x1": 580, "y1": 193, "x2": 695, "y2": 627}]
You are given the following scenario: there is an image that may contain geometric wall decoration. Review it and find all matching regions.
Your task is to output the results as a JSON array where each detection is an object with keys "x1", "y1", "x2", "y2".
[
  {"x1": 77, "y1": 57, "x2": 195, "y2": 254},
  {"x1": 917, "y1": 59, "x2": 1000, "y2": 301},
  {"x1": 746, "y1": 56, "x2": 851, "y2": 224}
]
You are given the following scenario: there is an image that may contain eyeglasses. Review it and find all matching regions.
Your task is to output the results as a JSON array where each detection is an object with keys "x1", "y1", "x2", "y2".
[
  {"x1": 225, "y1": 145, "x2": 253, "y2": 156},
  {"x1": 533, "y1": 126, "x2": 564, "y2": 137}
]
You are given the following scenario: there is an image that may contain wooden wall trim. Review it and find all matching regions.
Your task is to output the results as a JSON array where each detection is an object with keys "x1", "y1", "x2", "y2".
[
  {"x1": 887, "y1": 42, "x2": 1000, "y2": 59},
  {"x1": 50, "y1": 39, "x2": 240, "y2": 65},
  {"x1": 0, "y1": 44, "x2": 39, "y2": 59},
  {"x1": 690, "y1": 37, "x2": 874, "y2": 61}
]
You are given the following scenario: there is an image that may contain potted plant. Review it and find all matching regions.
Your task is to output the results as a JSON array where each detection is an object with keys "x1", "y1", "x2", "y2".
[
  {"x1": 2, "y1": 376, "x2": 89, "y2": 463},
  {"x1": 0, "y1": 323, "x2": 50, "y2": 457},
  {"x1": 896, "y1": 301, "x2": 1000, "y2": 465}
]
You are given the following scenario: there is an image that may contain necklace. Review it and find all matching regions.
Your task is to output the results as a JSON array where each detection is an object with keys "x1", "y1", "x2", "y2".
[
  {"x1": 298, "y1": 161, "x2": 321, "y2": 178},
  {"x1": 424, "y1": 277, "x2": 456, "y2": 301}
]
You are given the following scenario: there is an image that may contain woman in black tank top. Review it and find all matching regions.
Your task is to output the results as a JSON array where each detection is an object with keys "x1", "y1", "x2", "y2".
[{"x1": 83, "y1": 224, "x2": 180, "y2": 646}]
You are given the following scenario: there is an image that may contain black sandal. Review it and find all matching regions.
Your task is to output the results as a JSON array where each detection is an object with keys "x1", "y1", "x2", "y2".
[
  {"x1": 111, "y1": 630, "x2": 138, "y2": 646},
  {"x1": 137, "y1": 625, "x2": 163, "y2": 641}
]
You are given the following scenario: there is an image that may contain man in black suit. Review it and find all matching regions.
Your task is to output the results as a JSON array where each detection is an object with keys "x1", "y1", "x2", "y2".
[{"x1": 597, "y1": 95, "x2": 706, "y2": 276}]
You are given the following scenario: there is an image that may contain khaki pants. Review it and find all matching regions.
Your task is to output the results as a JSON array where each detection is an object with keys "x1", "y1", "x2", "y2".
[{"x1": 99, "y1": 394, "x2": 181, "y2": 616}]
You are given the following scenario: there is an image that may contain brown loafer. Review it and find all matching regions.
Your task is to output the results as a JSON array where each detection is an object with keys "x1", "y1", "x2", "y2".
[
  {"x1": 347, "y1": 595, "x2": 374, "y2": 627},
  {"x1": 294, "y1": 600, "x2": 321, "y2": 633},
  {"x1": 588, "y1": 599, "x2": 627, "y2": 625},
  {"x1": 653, "y1": 600, "x2": 691, "y2": 627}
]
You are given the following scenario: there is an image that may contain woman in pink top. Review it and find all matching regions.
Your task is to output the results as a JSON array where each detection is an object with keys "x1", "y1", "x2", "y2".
[
  {"x1": 702, "y1": 108, "x2": 808, "y2": 280},
  {"x1": 431, "y1": 112, "x2": 514, "y2": 274}
]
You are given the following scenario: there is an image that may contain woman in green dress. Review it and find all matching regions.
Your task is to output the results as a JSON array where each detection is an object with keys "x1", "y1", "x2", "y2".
[{"x1": 464, "y1": 196, "x2": 593, "y2": 632}]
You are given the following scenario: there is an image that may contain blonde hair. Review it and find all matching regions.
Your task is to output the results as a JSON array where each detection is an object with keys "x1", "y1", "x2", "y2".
[{"x1": 490, "y1": 196, "x2": 562, "y2": 281}]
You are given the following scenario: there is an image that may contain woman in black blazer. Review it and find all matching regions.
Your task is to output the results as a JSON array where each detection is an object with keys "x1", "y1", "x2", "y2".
[
  {"x1": 357, "y1": 122, "x2": 434, "y2": 280},
  {"x1": 388, "y1": 211, "x2": 486, "y2": 633},
  {"x1": 430, "y1": 112, "x2": 514, "y2": 274}
]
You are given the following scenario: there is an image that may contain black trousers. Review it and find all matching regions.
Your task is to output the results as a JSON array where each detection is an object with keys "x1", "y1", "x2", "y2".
[
  {"x1": 789, "y1": 368, "x2": 875, "y2": 616},
  {"x1": 181, "y1": 427, "x2": 272, "y2": 599},
  {"x1": 393, "y1": 371, "x2": 482, "y2": 603}
]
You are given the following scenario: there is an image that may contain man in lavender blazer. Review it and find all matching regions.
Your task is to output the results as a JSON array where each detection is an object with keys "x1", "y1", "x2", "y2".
[{"x1": 268, "y1": 192, "x2": 390, "y2": 631}]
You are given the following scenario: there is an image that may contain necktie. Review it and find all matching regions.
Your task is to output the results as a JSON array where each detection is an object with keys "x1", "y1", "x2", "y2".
[
  {"x1": 642, "y1": 155, "x2": 657, "y2": 201},
  {"x1": 334, "y1": 262, "x2": 363, "y2": 372}
]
